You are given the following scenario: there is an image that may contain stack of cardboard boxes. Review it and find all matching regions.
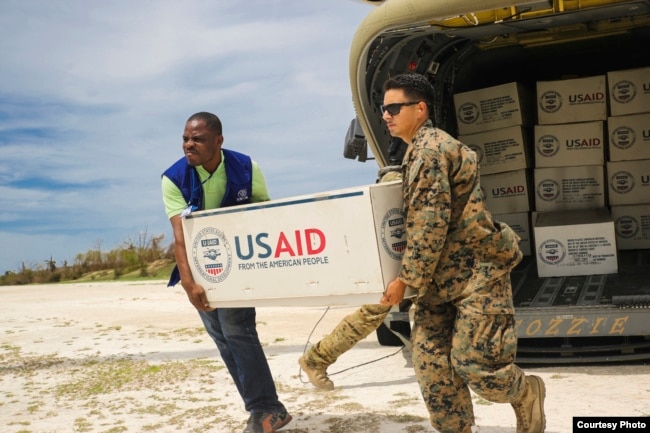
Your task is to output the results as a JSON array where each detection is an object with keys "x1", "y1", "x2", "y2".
[
  {"x1": 454, "y1": 67, "x2": 649, "y2": 278},
  {"x1": 534, "y1": 75, "x2": 607, "y2": 213},
  {"x1": 454, "y1": 83, "x2": 534, "y2": 256},
  {"x1": 606, "y1": 67, "x2": 650, "y2": 251},
  {"x1": 532, "y1": 75, "x2": 616, "y2": 277}
]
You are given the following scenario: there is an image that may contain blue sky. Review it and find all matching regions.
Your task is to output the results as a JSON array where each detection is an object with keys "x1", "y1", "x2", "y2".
[{"x1": 0, "y1": 1, "x2": 381, "y2": 274}]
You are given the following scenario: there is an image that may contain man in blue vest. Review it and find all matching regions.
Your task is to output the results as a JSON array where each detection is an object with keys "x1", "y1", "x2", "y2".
[{"x1": 161, "y1": 112, "x2": 291, "y2": 433}]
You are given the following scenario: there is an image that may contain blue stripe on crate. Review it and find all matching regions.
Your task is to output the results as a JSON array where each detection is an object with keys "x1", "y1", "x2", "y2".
[{"x1": 186, "y1": 190, "x2": 365, "y2": 219}]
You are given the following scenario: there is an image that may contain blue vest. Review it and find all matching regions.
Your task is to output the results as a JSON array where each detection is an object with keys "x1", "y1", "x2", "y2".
[{"x1": 162, "y1": 148, "x2": 253, "y2": 286}]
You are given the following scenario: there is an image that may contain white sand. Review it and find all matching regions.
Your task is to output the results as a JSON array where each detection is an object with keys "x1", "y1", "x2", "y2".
[{"x1": 1, "y1": 281, "x2": 648, "y2": 433}]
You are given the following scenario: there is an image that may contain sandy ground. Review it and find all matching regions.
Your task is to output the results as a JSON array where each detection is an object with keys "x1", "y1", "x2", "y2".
[{"x1": 1, "y1": 281, "x2": 648, "y2": 433}]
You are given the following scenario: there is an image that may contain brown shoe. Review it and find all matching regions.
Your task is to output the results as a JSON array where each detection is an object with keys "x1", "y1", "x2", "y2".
[
  {"x1": 298, "y1": 355, "x2": 334, "y2": 390},
  {"x1": 243, "y1": 409, "x2": 292, "y2": 433},
  {"x1": 512, "y1": 375, "x2": 546, "y2": 433}
]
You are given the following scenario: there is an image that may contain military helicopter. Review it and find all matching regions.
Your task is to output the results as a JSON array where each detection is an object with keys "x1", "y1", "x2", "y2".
[{"x1": 344, "y1": 0, "x2": 650, "y2": 363}]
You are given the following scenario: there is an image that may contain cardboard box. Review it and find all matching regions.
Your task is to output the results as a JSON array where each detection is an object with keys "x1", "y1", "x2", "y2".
[
  {"x1": 181, "y1": 182, "x2": 408, "y2": 307},
  {"x1": 608, "y1": 113, "x2": 650, "y2": 161},
  {"x1": 611, "y1": 204, "x2": 650, "y2": 250},
  {"x1": 493, "y1": 212, "x2": 532, "y2": 255},
  {"x1": 533, "y1": 208, "x2": 618, "y2": 278},
  {"x1": 534, "y1": 121, "x2": 604, "y2": 167},
  {"x1": 607, "y1": 159, "x2": 650, "y2": 205},
  {"x1": 537, "y1": 75, "x2": 607, "y2": 124},
  {"x1": 454, "y1": 82, "x2": 534, "y2": 135},
  {"x1": 608, "y1": 66, "x2": 650, "y2": 116},
  {"x1": 481, "y1": 169, "x2": 531, "y2": 214},
  {"x1": 458, "y1": 126, "x2": 529, "y2": 175},
  {"x1": 534, "y1": 166, "x2": 606, "y2": 212}
]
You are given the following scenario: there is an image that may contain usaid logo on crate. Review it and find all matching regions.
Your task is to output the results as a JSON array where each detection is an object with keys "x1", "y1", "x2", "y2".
[
  {"x1": 536, "y1": 134, "x2": 560, "y2": 157},
  {"x1": 615, "y1": 215, "x2": 639, "y2": 239},
  {"x1": 193, "y1": 226, "x2": 329, "y2": 282},
  {"x1": 610, "y1": 171, "x2": 635, "y2": 194},
  {"x1": 611, "y1": 80, "x2": 637, "y2": 104},
  {"x1": 608, "y1": 160, "x2": 650, "y2": 205},
  {"x1": 380, "y1": 208, "x2": 406, "y2": 260},
  {"x1": 539, "y1": 91, "x2": 562, "y2": 113},
  {"x1": 536, "y1": 179, "x2": 560, "y2": 201},
  {"x1": 192, "y1": 227, "x2": 233, "y2": 283},
  {"x1": 611, "y1": 126, "x2": 637, "y2": 150},
  {"x1": 538, "y1": 239, "x2": 566, "y2": 265},
  {"x1": 457, "y1": 102, "x2": 479, "y2": 125}
]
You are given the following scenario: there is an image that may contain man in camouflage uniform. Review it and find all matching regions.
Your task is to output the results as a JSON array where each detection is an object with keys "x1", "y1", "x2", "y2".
[
  {"x1": 379, "y1": 73, "x2": 546, "y2": 433},
  {"x1": 298, "y1": 169, "x2": 402, "y2": 390}
]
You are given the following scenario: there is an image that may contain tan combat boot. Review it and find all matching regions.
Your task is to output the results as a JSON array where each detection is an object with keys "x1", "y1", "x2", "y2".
[
  {"x1": 298, "y1": 355, "x2": 334, "y2": 390},
  {"x1": 512, "y1": 375, "x2": 546, "y2": 433}
]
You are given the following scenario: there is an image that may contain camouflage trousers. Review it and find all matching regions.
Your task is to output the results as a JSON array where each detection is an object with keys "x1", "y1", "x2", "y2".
[
  {"x1": 412, "y1": 272, "x2": 527, "y2": 433},
  {"x1": 303, "y1": 304, "x2": 392, "y2": 367}
]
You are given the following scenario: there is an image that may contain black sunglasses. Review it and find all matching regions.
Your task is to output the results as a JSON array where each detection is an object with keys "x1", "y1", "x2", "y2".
[{"x1": 380, "y1": 101, "x2": 421, "y2": 116}]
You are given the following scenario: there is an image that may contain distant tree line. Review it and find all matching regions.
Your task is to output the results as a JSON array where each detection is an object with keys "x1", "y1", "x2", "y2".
[{"x1": 1, "y1": 230, "x2": 174, "y2": 286}]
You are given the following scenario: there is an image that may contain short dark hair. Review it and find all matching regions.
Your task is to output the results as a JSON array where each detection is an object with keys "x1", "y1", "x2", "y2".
[
  {"x1": 383, "y1": 73, "x2": 434, "y2": 113},
  {"x1": 187, "y1": 112, "x2": 222, "y2": 135}
]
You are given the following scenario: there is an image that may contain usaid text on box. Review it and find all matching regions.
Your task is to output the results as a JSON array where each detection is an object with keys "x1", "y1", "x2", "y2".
[{"x1": 574, "y1": 417, "x2": 648, "y2": 432}]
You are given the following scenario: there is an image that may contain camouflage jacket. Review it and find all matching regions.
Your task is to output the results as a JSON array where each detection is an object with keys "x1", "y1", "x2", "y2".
[{"x1": 399, "y1": 120, "x2": 522, "y2": 301}]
